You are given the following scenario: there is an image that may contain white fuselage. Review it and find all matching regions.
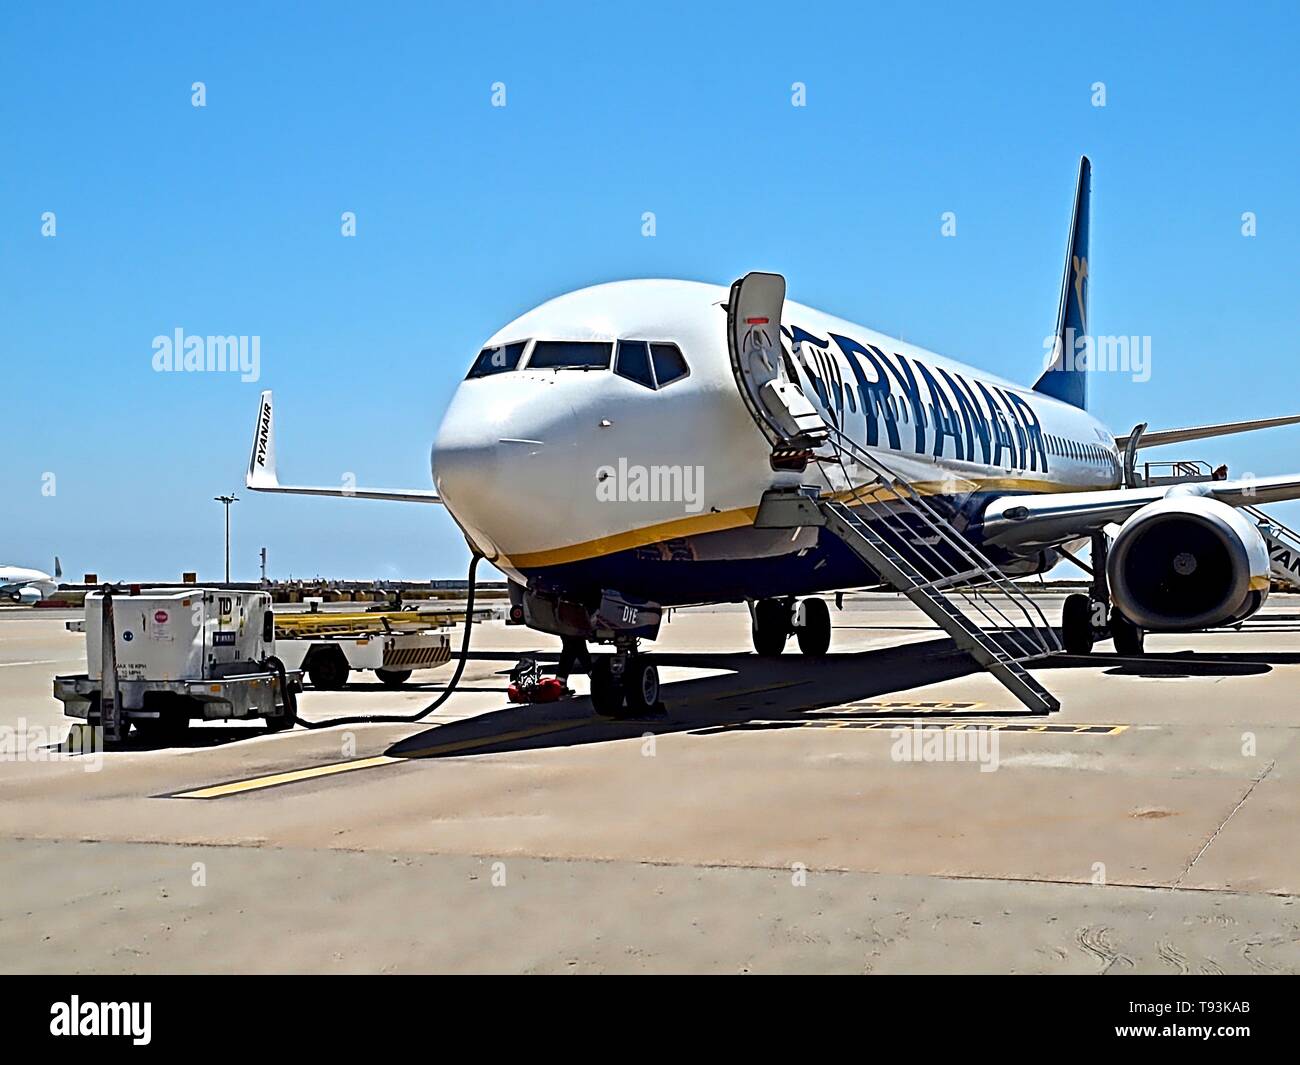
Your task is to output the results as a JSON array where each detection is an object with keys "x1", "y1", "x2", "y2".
[
  {"x1": 0, "y1": 566, "x2": 58, "y2": 603},
  {"x1": 433, "y1": 279, "x2": 1120, "y2": 600}
]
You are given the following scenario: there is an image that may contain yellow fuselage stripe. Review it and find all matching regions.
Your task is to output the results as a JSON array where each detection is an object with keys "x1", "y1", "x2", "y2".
[{"x1": 504, "y1": 475, "x2": 1094, "y2": 570}]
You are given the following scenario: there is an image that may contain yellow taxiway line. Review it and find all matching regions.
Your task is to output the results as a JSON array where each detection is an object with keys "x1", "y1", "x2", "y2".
[{"x1": 171, "y1": 717, "x2": 597, "y2": 799}]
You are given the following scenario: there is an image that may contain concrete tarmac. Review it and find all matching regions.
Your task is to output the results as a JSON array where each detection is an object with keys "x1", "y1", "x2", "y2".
[{"x1": 1, "y1": 594, "x2": 1298, "y2": 973}]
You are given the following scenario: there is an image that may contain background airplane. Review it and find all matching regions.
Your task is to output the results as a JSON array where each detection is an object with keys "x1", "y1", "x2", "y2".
[{"x1": 0, "y1": 557, "x2": 62, "y2": 605}]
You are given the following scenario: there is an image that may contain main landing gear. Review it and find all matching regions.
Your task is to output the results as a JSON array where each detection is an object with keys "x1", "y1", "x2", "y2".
[
  {"x1": 750, "y1": 596, "x2": 832, "y2": 657},
  {"x1": 588, "y1": 638, "x2": 662, "y2": 718},
  {"x1": 1060, "y1": 533, "x2": 1146, "y2": 656}
]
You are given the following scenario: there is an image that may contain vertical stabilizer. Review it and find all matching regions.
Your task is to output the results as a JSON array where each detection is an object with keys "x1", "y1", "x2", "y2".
[{"x1": 1033, "y1": 156, "x2": 1091, "y2": 409}]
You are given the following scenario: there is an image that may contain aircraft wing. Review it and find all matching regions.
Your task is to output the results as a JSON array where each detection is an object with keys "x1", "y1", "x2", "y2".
[
  {"x1": 981, "y1": 474, "x2": 1300, "y2": 548},
  {"x1": 1115, "y1": 413, "x2": 1300, "y2": 451},
  {"x1": 246, "y1": 391, "x2": 443, "y2": 504}
]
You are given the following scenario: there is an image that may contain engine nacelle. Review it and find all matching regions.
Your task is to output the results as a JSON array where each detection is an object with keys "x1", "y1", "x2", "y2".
[
  {"x1": 1107, "y1": 495, "x2": 1270, "y2": 631},
  {"x1": 15, "y1": 587, "x2": 42, "y2": 605}
]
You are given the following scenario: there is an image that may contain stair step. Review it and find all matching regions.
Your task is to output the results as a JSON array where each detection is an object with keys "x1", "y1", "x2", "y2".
[{"x1": 812, "y1": 461, "x2": 1062, "y2": 715}]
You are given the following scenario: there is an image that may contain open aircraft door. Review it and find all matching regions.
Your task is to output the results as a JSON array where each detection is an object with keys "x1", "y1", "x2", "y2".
[{"x1": 726, "y1": 272, "x2": 828, "y2": 456}]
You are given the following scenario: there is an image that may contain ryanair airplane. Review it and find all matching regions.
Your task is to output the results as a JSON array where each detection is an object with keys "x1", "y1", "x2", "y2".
[{"x1": 247, "y1": 158, "x2": 1300, "y2": 715}]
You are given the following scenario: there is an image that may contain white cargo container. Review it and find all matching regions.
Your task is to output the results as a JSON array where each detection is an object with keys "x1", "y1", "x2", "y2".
[
  {"x1": 84, "y1": 588, "x2": 272, "y2": 681},
  {"x1": 54, "y1": 588, "x2": 297, "y2": 742}
]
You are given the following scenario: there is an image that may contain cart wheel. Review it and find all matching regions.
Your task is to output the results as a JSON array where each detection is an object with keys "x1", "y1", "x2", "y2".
[
  {"x1": 86, "y1": 696, "x2": 132, "y2": 744},
  {"x1": 375, "y1": 668, "x2": 413, "y2": 688},
  {"x1": 135, "y1": 715, "x2": 190, "y2": 746},
  {"x1": 306, "y1": 648, "x2": 350, "y2": 690}
]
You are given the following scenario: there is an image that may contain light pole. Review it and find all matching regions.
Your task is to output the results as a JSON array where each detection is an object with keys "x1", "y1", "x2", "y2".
[{"x1": 214, "y1": 494, "x2": 239, "y2": 583}]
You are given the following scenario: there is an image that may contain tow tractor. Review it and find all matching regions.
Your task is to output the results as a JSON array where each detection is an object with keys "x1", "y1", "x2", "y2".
[{"x1": 53, "y1": 587, "x2": 297, "y2": 743}]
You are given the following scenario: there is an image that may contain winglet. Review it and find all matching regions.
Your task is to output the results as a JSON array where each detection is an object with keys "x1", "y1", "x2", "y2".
[
  {"x1": 54, "y1": 556, "x2": 62, "y2": 580},
  {"x1": 1034, "y1": 155, "x2": 1091, "y2": 409},
  {"x1": 247, "y1": 390, "x2": 279, "y2": 489}
]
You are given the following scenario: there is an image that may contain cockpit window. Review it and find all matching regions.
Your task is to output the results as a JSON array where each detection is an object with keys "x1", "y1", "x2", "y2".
[
  {"x1": 527, "y1": 341, "x2": 612, "y2": 370},
  {"x1": 615, "y1": 341, "x2": 655, "y2": 389},
  {"x1": 467, "y1": 341, "x2": 527, "y2": 379},
  {"x1": 649, "y1": 343, "x2": 689, "y2": 386}
]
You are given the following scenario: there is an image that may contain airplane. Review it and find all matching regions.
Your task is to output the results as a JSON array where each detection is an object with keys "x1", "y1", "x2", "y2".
[
  {"x1": 246, "y1": 156, "x2": 1300, "y2": 717},
  {"x1": 0, "y1": 557, "x2": 62, "y2": 605}
]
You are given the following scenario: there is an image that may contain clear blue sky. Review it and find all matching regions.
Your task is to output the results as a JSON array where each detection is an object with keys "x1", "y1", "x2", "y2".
[{"x1": 2, "y1": 1, "x2": 1297, "y2": 582}]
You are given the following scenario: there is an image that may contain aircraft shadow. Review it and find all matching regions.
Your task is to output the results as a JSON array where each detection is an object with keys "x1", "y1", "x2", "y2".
[
  {"x1": 380, "y1": 633, "x2": 1296, "y2": 760},
  {"x1": 383, "y1": 637, "x2": 1020, "y2": 762},
  {"x1": 62, "y1": 637, "x2": 1289, "y2": 755}
]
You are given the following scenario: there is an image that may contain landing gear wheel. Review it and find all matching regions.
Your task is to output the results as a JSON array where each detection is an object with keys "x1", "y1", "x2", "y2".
[
  {"x1": 1062, "y1": 593, "x2": 1097, "y2": 655},
  {"x1": 752, "y1": 598, "x2": 790, "y2": 656},
  {"x1": 795, "y1": 597, "x2": 832, "y2": 656},
  {"x1": 1110, "y1": 609, "x2": 1146, "y2": 656},
  {"x1": 375, "y1": 668, "x2": 413, "y2": 688},
  {"x1": 622, "y1": 658, "x2": 660, "y2": 716},
  {"x1": 307, "y1": 652, "x2": 350, "y2": 690},
  {"x1": 589, "y1": 657, "x2": 625, "y2": 717}
]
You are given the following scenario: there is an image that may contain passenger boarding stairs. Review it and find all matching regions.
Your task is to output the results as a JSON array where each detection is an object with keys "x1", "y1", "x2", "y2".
[
  {"x1": 1245, "y1": 505, "x2": 1300, "y2": 591},
  {"x1": 757, "y1": 428, "x2": 1062, "y2": 714},
  {"x1": 727, "y1": 272, "x2": 1061, "y2": 715}
]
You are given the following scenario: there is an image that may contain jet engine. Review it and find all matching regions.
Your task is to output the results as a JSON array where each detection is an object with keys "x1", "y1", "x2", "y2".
[
  {"x1": 1107, "y1": 494, "x2": 1270, "y2": 631},
  {"x1": 15, "y1": 587, "x2": 43, "y2": 605}
]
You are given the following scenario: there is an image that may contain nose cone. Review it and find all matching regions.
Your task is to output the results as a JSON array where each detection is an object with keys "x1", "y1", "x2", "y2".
[{"x1": 432, "y1": 377, "x2": 576, "y2": 560}]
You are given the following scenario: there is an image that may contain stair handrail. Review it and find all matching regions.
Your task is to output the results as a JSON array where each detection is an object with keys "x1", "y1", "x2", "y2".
[
  {"x1": 1244, "y1": 503, "x2": 1300, "y2": 546},
  {"x1": 815, "y1": 426, "x2": 1061, "y2": 657}
]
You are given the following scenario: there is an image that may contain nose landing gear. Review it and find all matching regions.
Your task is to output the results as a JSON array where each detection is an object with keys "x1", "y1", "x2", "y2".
[{"x1": 589, "y1": 638, "x2": 662, "y2": 718}]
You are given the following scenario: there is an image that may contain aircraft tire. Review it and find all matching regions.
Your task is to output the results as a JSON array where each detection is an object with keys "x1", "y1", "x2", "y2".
[
  {"x1": 589, "y1": 658, "x2": 625, "y2": 716},
  {"x1": 795, "y1": 597, "x2": 832, "y2": 656},
  {"x1": 622, "y1": 658, "x2": 660, "y2": 715},
  {"x1": 752, "y1": 598, "x2": 790, "y2": 656},
  {"x1": 1062, "y1": 593, "x2": 1096, "y2": 655},
  {"x1": 1109, "y1": 608, "x2": 1146, "y2": 656}
]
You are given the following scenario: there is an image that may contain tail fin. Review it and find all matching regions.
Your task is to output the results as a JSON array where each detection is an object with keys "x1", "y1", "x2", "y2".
[
  {"x1": 54, "y1": 556, "x2": 62, "y2": 580},
  {"x1": 1033, "y1": 155, "x2": 1091, "y2": 409}
]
